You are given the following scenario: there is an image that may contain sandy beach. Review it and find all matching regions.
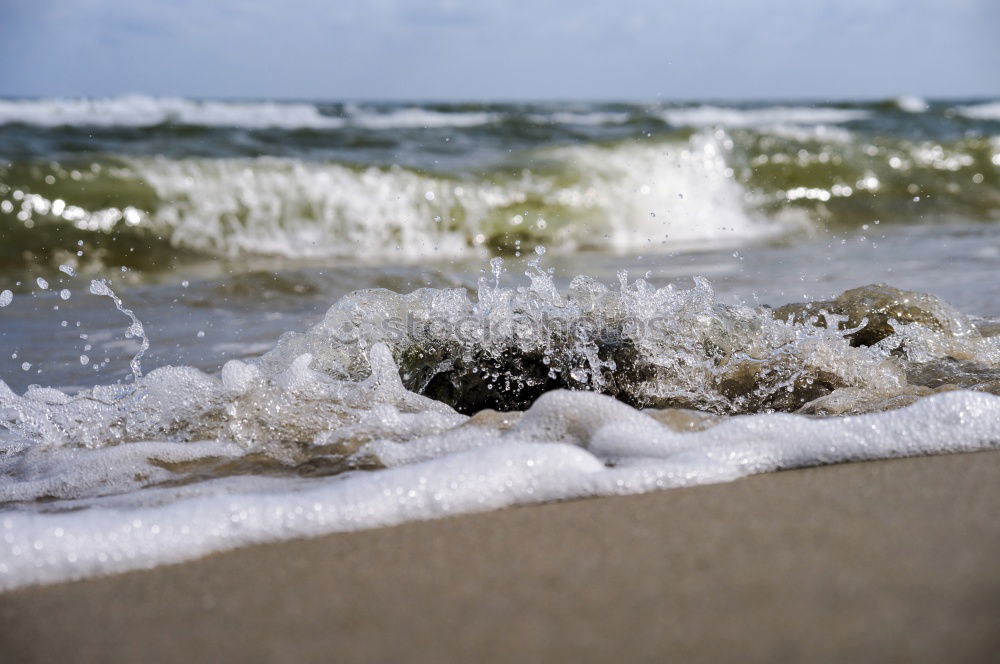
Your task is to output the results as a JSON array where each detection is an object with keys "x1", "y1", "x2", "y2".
[{"x1": 2, "y1": 450, "x2": 998, "y2": 663}]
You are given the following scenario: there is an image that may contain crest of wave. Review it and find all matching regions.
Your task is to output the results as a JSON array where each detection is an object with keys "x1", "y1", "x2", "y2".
[
  {"x1": 258, "y1": 264, "x2": 936, "y2": 418},
  {"x1": 1, "y1": 268, "x2": 997, "y2": 505},
  {"x1": 121, "y1": 131, "x2": 779, "y2": 259},
  {"x1": 0, "y1": 95, "x2": 344, "y2": 129}
]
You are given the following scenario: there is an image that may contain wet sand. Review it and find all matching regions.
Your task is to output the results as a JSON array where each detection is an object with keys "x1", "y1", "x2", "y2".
[{"x1": 2, "y1": 450, "x2": 999, "y2": 663}]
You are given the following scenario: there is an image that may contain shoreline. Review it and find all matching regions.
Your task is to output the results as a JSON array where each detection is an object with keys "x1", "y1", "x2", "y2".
[{"x1": 3, "y1": 450, "x2": 999, "y2": 662}]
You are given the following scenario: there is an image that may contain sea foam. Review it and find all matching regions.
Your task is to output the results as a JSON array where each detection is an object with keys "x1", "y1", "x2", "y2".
[
  {"x1": 345, "y1": 105, "x2": 500, "y2": 128},
  {"x1": 113, "y1": 132, "x2": 775, "y2": 259},
  {"x1": 954, "y1": 101, "x2": 1000, "y2": 121},
  {"x1": 0, "y1": 95, "x2": 344, "y2": 129},
  {"x1": 660, "y1": 105, "x2": 869, "y2": 128},
  {"x1": 1, "y1": 389, "x2": 997, "y2": 591},
  {"x1": 1, "y1": 270, "x2": 998, "y2": 590}
]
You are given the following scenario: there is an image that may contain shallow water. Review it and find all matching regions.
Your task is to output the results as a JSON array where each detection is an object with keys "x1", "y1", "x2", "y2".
[{"x1": 0, "y1": 97, "x2": 998, "y2": 589}]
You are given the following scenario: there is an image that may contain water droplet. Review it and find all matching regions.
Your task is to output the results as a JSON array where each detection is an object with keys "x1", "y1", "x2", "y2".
[
  {"x1": 36, "y1": 277, "x2": 49, "y2": 290},
  {"x1": 0, "y1": 290, "x2": 11, "y2": 307},
  {"x1": 59, "y1": 289, "x2": 71, "y2": 300}
]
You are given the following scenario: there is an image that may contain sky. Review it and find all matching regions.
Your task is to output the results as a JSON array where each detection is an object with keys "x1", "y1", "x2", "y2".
[{"x1": 1, "y1": 0, "x2": 998, "y2": 101}]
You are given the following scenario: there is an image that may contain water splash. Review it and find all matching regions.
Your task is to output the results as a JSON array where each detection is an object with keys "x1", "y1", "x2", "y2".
[
  {"x1": 0, "y1": 270, "x2": 998, "y2": 590},
  {"x1": 89, "y1": 279, "x2": 149, "y2": 382}
]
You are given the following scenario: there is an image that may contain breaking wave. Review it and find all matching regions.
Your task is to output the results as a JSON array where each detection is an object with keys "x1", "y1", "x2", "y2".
[
  {"x1": 955, "y1": 101, "x2": 1000, "y2": 121},
  {"x1": 659, "y1": 105, "x2": 870, "y2": 128},
  {"x1": 1, "y1": 271, "x2": 998, "y2": 589},
  {"x1": 345, "y1": 105, "x2": 500, "y2": 129},
  {"x1": 1, "y1": 95, "x2": 996, "y2": 130},
  {"x1": 0, "y1": 95, "x2": 346, "y2": 129},
  {"x1": 1, "y1": 97, "x2": 998, "y2": 277},
  {"x1": 0, "y1": 133, "x2": 779, "y2": 269}
]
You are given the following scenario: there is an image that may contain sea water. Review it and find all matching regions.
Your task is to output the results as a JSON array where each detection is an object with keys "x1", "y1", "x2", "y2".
[{"x1": 1, "y1": 96, "x2": 998, "y2": 590}]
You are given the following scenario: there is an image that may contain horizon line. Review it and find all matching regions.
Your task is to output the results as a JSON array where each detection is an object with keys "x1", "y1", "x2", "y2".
[{"x1": 1, "y1": 92, "x2": 998, "y2": 105}]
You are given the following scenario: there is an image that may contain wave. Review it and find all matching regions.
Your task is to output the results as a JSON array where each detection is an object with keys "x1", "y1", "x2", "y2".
[
  {"x1": 0, "y1": 133, "x2": 778, "y2": 267},
  {"x1": 345, "y1": 105, "x2": 500, "y2": 129},
  {"x1": 2, "y1": 125, "x2": 997, "y2": 274},
  {"x1": 525, "y1": 111, "x2": 631, "y2": 125},
  {"x1": 4, "y1": 389, "x2": 998, "y2": 591},
  {"x1": 894, "y1": 96, "x2": 929, "y2": 113},
  {"x1": 0, "y1": 96, "x2": 510, "y2": 130},
  {"x1": 0, "y1": 98, "x2": 885, "y2": 132},
  {"x1": 660, "y1": 105, "x2": 870, "y2": 128},
  {"x1": 1, "y1": 273, "x2": 998, "y2": 589},
  {"x1": 130, "y1": 133, "x2": 775, "y2": 256},
  {"x1": 0, "y1": 95, "x2": 345, "y2": 129},
  {"x1": 748, "y1": 123, "x2": 854, "y2": 143},
  {"x1": 0, "y1": 97, "x2": 619, "y2": 131},
  {"x1": 4, "y1": 97, "x2": 997, "y2": 134},
  {"x1": 954, "y1": 101, "x2": 1000, "y2": 121}
]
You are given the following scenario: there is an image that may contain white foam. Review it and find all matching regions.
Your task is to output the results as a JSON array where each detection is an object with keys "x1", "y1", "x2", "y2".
[
  {"x1": 346, "y1": 106, "x2": 499, "y2": 129},
  {"x1": 0, "y1": 440, "x2": 243, "y2": 504},
  {"x1": 1, "y1": 389, "x2": 996, "y2": 591},
  {"x1": 0, "y1": 95, "x2": 344, "y2": 129},
  {"x1": 126, "y1": 157, "x2": 495, "y2": 260},
  {"x1": 661, "y1": 105, "x2": 869, "y2": 128},
  {"x1": 547, "y1": 133, "x2": 781, "y2": 249},
  {"x1": 528, "y1": 111, "x2": 631, "y2": 125},
  {"x1": 954, "y1": 101, "x2": 1000, "y2": 121},
  {"x1": 1, "y1": 265, "x2": 999, "y2": 591},
  {"x1": 761, "y1": 124, "x2": 853, "y2": 143},
  {"x1": 113, "y1": 132, "x2": 778, "y2": 260},
  {"x1": 895, "y1": 96, "x2": 929, "y2": 113}
]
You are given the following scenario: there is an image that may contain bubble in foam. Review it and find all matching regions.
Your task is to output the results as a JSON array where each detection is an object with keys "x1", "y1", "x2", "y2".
[
  {"x1": 0, "y1": 290, "x2": 11, "y2": 307},
  {"x1": 35, "y1": 277, "x2": 48, "y2": 290}
]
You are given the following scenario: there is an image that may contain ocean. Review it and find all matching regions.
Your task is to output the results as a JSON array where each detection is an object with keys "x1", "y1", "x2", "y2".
[{"x1": 1, "y1": 95, "x2": 998, "y2": 589}]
